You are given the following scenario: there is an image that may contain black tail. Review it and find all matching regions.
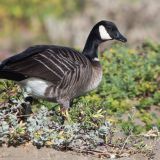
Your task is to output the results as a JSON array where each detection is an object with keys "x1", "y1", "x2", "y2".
[{"x1": 0, "y1": 69, "x2": 26, "y2": 81}]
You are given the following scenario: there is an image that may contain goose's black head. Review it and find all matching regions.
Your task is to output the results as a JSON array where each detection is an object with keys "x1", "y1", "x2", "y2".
[
  {"x1": 92, "y1": 20, "x2": 127, "y2": 43},
  {"x1": 83, "y1": 20, "x2": 127, "y2": 59}
]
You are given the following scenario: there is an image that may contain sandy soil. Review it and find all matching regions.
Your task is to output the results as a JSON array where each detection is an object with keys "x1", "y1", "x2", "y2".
[
  {"x1": 1, "y1": 141, "x2": 160, "y2": 160},
  {"x1": 0, "y1": 145, "x2": 100, "y2": 160}
]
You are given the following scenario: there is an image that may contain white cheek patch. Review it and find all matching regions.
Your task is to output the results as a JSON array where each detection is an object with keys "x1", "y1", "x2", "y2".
[
  {"x1": 99, "y1": 25, "x2": 112, "y2": 40},
  {"x1": 93, "y1": 57, "x2": 99, "y2": 61}
]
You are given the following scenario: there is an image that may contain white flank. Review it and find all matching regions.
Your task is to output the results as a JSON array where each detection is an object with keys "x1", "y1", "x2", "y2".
[
  {"x1": 99, "y1": 25, "x2": 112, "y2": 40},
  {"x1": 19, "y1": 78, "x2": 51, "y2": 98}
]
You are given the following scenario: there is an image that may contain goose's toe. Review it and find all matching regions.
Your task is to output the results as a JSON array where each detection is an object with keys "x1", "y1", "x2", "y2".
[{"x1": 60, "y1": 107, "x2": 71, "y2": 123}]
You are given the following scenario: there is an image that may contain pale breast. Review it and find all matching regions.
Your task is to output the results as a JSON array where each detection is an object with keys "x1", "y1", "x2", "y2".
[{"x1": 85, "y1": 62, "x2": 102, "y2": 92}]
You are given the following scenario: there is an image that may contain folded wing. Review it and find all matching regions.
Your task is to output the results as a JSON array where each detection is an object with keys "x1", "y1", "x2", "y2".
[{"x1": 0, "y1": 45, "x2": 88, "y2": 86}]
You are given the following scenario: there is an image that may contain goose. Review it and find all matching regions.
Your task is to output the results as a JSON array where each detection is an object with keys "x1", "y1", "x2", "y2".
[{"x1": 0, "y1": 20, "x2": 127, "y2": 118}]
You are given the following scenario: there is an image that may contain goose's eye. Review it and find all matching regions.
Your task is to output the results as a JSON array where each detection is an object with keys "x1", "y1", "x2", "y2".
[{"x1": 107, "y1": 26, "x2": 112, "y2": 31}]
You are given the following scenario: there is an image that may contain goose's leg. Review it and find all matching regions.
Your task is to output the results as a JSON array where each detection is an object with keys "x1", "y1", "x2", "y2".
[
  {"x1": 23, "y1": 96, "x2": 33, "y2": 114},
  {"x1": 57, "y1": 99, "x2": 71, "y2": 123},
  {"x1": 60, "y1": 107, "x2": 69, "y2": 120},
  {"x1": 24, "y1": 96, "x2": 33, "y2": 104},
  {"x1": 21, "y1": 96, "x2": 33, "y2": 121}
]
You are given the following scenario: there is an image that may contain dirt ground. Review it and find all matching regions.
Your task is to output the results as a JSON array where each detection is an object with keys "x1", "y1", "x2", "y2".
[{"x1": 0, "y1": 140, "x2": 160, "y2": 160}]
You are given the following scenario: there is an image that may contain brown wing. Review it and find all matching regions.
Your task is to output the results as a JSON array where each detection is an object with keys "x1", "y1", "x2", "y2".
[{"x1": 1, "y1": 46, "x2": 88, "y2": 85}]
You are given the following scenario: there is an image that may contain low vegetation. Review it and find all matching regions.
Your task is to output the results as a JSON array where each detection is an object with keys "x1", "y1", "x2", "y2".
[{"x1": 0, "y1": 41, "x2": 160, "y2": 158}]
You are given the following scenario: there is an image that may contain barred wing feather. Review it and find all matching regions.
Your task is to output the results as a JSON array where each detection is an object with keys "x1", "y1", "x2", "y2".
[{"x1": 1, "y1": 46, "x2": 88, "y2": 86}]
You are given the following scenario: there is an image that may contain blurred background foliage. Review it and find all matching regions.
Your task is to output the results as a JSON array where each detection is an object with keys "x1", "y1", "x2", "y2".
[
  {"x1": 0, "y1": 0, "x2": 84, "y2": 21},
  {"x1": 0, "y1": 0, "x2": 160, "y2": 55},
  {"x1": 0, "y1": 0, "x2": 85, "y2": 54}
]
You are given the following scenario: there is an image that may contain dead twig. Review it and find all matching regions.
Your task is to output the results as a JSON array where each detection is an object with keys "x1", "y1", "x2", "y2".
[{"x1": 119, "y1": 135, "x2": 131, "y2": 155}]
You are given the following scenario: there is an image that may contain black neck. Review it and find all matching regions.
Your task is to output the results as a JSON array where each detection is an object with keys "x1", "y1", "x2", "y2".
[{"x1": 82, "y1": 30, "x2": 101, "y2": 59}]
